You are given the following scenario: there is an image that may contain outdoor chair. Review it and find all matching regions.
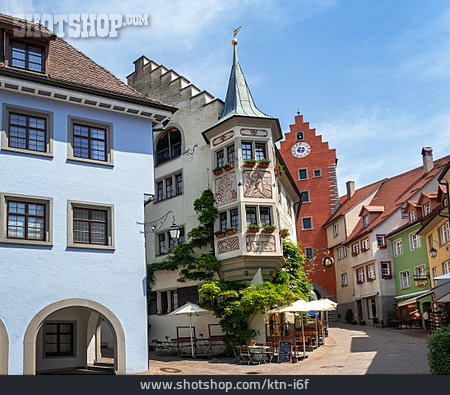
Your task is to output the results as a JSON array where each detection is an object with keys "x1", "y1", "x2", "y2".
[
  {"x1": 233, "y1": 346, "x2": 252, "y2": 365},
  {"x1": 264, "y1": 345, "x2": 275, "y2": 363}
]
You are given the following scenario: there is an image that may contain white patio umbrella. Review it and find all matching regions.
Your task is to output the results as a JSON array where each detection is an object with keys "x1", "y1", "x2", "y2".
[
  {"x1": 168, "y1": 302, "x2": 209, "y2": 358},
  {"x1": 271, "y1": 299, "x2": 312, "y2": 360},
  {"x1": 307, "y1": 299, "x2": 337, "y2": 346}
]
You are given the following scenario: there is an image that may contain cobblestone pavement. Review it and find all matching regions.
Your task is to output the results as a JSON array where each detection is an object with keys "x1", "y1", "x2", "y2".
[{"x1": 141, "y1": 323, "x2": 430, "y2": 375}]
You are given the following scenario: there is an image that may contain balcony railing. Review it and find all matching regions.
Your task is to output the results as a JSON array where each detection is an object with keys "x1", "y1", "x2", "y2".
[{"x1": 156, "y1": 143, "x2": 182, "y2": 165}]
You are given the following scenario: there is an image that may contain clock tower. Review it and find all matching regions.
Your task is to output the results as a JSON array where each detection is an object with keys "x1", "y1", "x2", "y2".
[{"x1": 279, "y1": 114, "x2": 339, "y2": 301}]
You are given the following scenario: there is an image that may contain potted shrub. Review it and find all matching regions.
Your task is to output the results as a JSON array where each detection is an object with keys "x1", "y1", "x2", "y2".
[
  {"x1": 215, "y1": 230, "x2": 226, "y2": 238},
  {"x1": 279, "y1": 228, "x2": 290, "y2": 238},
  {"x1": 345, "y1": 309, "x2": 354, "y2": 324},
  {"x1": 243, "y1": 159, "x2": 257, "y2": 167},
  {"x1": 274, "y1": 165, "x2": 285, "y2": 177},
  {"x1": 212, "y1": 167, "x2": 224, "y2": 176},
  {"x1": 223, "y1": 162, "x2": 235, "y2": 171},
  {"x1": 247, "y1": 224, "x2": 260, "y2": 233},
  {"x1": 257, "y1": 159, "x2": 271, "y2": 168},
  {"x1": 226, "y1": 227, "x2": 237, "y2": 235},
  {"x1": 262, "y1": 225, "x2": 276, "y2": 233}
]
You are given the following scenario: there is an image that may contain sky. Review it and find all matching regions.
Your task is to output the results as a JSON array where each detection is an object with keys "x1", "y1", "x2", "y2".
[{"x1": 2, "y1": 0, "x2": 450, "y2": 195}]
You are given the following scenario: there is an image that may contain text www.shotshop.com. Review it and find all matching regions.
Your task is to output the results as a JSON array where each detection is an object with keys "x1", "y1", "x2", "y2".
[{"x1": 140, "y1": 378, "x2": 310, "y2": 391}]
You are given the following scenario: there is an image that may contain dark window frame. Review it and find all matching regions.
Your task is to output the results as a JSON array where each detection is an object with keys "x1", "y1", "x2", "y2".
[
  {"x1": 8, "y1": 112, "x2": 47, "y2": 152},
  {"x1": 73, "y1": 123, "x2": 107, "y2": 162},
  {"x1": 259, "y1": 207, "x2": 272, "y2": 226},
  {"x1": 165, "y1": 177, "x2": 173, "y2": 199},
  {"x1": 246, "y1": 206, "x2": 257, "y2": 225},
  {"x1": 312, "y1": 169, "x2": 322, "y2": 178},
  {"x1": 160, "y1": 291, "x2": 168, "y2": 315},
  {"x1": 158, "y1": 233, "x2": 166, "y2": 255},
  {"x1": 230, "y1": 208, "x2": 239, "y2": 229},
  {"x1": 305, "y1": 247, "x2": 314, "y2": 260},
  {"x1": 298, "y1": 168, "x2": 308, "y2": 180},
  {"x1": 175, "y1": 173, "x2": 183, "y2": 195},
  {"x1": 301, "y1": 216, "x2": 313, "y2": 230},
  {"x1": 156, "y1": 181, "x2": 164, "y2": 202},
  {"x1": 216, "y1": 149, "x2": 225, "y2": 168},
  {"x1": 6, "y1": 200, "x2": 46, "y2": 241},
  {"x1": 73, "y1": 207, "x2": 108, "y2": 246},
  {"x1": 155, "y1": 128, "x2": 182, "y2": 165},
  {"x1": 44, "y1": 322, "x2": 75, "y2": 357},
  {"x1": 10, "y1": 40, "x2": 45, "y2": 72},
  {"x1": 219, "y1": 212, "x2": 228, "y2": 232},
  {"x1": 227, "y1": 144, "x2": 235, "y2": 164},
  {"x1": 241, "y1": 142, "x2": 253, "y2": 160},
  {"x1": 255, "y1": 143, "x2": 266, "y2": 160}
]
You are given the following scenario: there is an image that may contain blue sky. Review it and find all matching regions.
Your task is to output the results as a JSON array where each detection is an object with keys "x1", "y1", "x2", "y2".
[{"x1": 4, "y1": 0, "x2": 450, "y2": 195}]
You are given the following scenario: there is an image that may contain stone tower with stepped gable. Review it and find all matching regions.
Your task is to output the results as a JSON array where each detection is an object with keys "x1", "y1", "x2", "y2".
[{"x1": 279, "y1": 114, "x2": 339, "y2": 306}]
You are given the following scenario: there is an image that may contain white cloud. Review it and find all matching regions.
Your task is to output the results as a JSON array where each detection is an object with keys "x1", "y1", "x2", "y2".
[{"x1": 317, "y1": 110, "x2": 450, "y2": 194}]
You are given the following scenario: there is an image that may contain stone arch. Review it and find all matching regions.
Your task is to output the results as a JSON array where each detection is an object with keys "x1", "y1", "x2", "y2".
[
  {"x1": 23, "y1": 298, "x2": 125, "y2": 375},
  {"x1": 0, "y1": 317, "x2": 8, "y2": 375}
]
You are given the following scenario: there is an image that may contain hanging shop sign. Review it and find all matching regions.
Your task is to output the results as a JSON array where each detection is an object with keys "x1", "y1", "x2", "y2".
[{"x1": 322, "y1": 256, "x2": 334, "y2": 268}]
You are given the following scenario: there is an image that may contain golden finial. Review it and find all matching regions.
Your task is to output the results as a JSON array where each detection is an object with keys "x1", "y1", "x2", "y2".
[{"x1": 232, "y1": 26, "x2": 241, "y2": 46}]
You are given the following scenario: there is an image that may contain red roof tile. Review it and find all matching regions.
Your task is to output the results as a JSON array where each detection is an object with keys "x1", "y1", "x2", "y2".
[
  {"x1": 0, "y1": 13, "x2": 173, "y2": 111},
  {"x1": 345, "y1": 155, "x2": 450, "y2": 244},
  {"x1": 322, "y1": 179, "x2": 384, "y2": 227}
]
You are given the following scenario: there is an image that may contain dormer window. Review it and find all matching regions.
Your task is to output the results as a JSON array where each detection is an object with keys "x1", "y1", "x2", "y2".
[
  {"x1": 409, "y1": 210, "x2": 416, "y2": 223},
  {"x1": 363, "y1": 215, "x2": 369, "y2": 228},
  {"x1": 10, "y1": 41, "x2": 44, "y2": 72}
]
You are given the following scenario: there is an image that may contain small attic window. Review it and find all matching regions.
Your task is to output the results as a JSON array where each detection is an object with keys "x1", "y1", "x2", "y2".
[
  {"x1": 296, "y1": 131, "x2": 304, "y2": 141},
  {"x1": 363, "y1": 215, "x2": 369, "y2": 228},
  {"x1": 10, "y1": 41, "x2": 44, "y2": 72}
]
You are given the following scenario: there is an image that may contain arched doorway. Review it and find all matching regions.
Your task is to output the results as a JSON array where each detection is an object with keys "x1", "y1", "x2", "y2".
[
  {"x1": 23, "y1": 299, "x2": 125, "y2": 375},
  {"x1": 0, "y1": 318, "x2": 8, "y2": 375}
]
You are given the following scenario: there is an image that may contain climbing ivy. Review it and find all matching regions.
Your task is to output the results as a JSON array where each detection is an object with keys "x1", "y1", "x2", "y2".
[
  {"x1": 199, "y1": 239, "x2": 310, "y2": 346},
  {"x1": 147, "y1": 188, "x2": 311, "y2": 346},
  {"x1": 146, "y1": 189, "x2": 220, "y2": 290}
]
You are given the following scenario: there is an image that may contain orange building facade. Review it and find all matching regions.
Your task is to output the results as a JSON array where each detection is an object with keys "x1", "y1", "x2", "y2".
[{"x1": 279, "y1": 114, "x2": 339, "y2": 300}]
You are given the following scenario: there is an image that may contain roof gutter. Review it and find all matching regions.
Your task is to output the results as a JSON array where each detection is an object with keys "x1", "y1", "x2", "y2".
[{"x1": 0, "y1": 68, "x2": 176, "y2": 113}]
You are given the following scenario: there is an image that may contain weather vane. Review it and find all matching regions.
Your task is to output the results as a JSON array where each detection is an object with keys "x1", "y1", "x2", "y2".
[{"x1": 232, "y1": 26, "x2": 241, "y2": 46}]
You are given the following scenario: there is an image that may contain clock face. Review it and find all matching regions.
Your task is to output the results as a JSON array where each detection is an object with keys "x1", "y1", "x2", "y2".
[{"x1": 291, "y1": 142, "x2": 311, "y2": 158}]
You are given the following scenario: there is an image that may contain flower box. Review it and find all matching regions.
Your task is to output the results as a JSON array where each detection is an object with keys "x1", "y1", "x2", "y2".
[
  {"x1": 213, "y1": 167, "x2": 224, "y2": 176},
  {"x1": 262, "y1": 226, "x2": 276, "y2": 233},
  {"x1": 224, "y1": 163, "x2": 235, "y2": 171},
  {"x1": 243, "y1": 159, "x2": 257, "y2": 167},
  {"x1": 215, "y1": 231, "x2": 226, "y2": 238},
  {"x1": 226, "y1": 227, "x2": 237, "y2": 235},
  {"x1": 247, "y1": 226, "x2": 260, "y2": 233},
  {"x1": 257, "y1": 159, "x2": 271, "y2": 168}
]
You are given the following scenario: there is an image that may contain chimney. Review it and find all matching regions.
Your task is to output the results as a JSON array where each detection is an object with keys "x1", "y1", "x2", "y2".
[
  {"x1": 346, "y1": 181, "x2": 355, "y2": 199},
  {"x1": 421, "y1": 147, "x2": 434, "y2": 173}
]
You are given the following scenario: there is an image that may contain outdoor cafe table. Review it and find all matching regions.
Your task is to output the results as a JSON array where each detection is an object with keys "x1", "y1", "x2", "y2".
[{"x1": 247, "y1": 345, "x2": 270, "y2": 363}]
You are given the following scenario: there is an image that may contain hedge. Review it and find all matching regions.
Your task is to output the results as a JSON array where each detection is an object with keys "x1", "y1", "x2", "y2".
[{"x1": 427, "y1": 326, "x2": 450, "y2": 375}]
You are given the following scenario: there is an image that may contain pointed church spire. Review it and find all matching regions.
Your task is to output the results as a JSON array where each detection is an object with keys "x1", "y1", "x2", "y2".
[{"x1": 220, "y1": 30, "x2": 269, "y2": 120}]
